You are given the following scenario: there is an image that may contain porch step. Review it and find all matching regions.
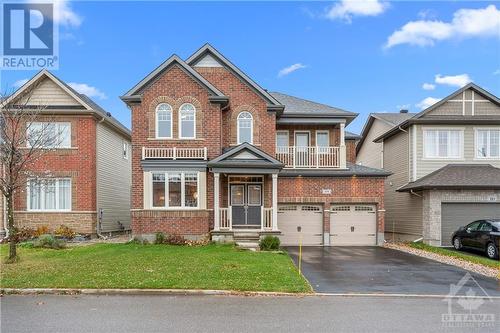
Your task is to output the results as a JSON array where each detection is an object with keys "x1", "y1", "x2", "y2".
[
  {"x1": 234, "y1": 232, "x2": 260, "y2": 250},
  {"x1": 235, "y1": 242, "x2": 260, "y2": 251}
]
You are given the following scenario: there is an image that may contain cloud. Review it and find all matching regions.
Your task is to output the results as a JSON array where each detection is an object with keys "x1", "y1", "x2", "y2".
[
  {"x1": 494, "y1": 69, "x2": 500, "y2": 75},
  {"x1": 435, "y1": 74, "x2": 471, "y2": 87},
  {"x1": 416, "y1": 97, "x2": 441, "y2": 110},
  {"x1": 326, "y1": 0, "x2": 389, "y2": 22},
  {"x1": 278, "y1": 63, "x2": 307, "y2": 78},
  {"x1": 422, "y1": 83, "x2": 436, "y2": 90},
  {"x1": 68, "y1": 82, "x2": 107, "y2": 99},
  {"x1": 385, "y1": 5, "x2": 500, "y2": 48},
  {"x1": 13, "y1": 78, "x2": 29, "y2": 89},
  {"x1": 28, "y1": 0, "x2": 82, "y2": 27}
]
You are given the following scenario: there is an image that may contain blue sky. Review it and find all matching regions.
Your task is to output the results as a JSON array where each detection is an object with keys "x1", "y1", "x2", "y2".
[{"x1": 1, "y1": 1, "x2": 499, "y2": 134}]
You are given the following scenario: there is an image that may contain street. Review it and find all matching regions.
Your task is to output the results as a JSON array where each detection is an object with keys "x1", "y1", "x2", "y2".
[{"x1": 1, "y1": 294, "x2": 499, "y2": 332}]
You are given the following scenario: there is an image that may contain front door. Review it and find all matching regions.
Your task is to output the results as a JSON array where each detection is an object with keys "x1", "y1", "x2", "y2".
[{"x1": 231, "y1": 184, "x2": 262, "y2": 227}]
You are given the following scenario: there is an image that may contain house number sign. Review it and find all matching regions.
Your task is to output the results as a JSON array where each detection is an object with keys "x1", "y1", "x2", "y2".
[{"x1": 321, "y1": 188, "x2": 332, "y2": 195}]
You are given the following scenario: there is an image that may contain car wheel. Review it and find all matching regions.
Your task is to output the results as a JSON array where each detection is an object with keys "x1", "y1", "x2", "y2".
[
  {"x1": 453, "y1": 237, "x2": 462, "y2": 250},
  {"x1": 486, "y1": 243, "x2": 498, "y2": 260}
]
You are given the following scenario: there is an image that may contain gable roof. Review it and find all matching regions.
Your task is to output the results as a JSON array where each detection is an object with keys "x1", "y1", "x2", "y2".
[
  {"x1": 356, "y1": 112, "x2": 416, "y2": 152},
  {"x1": 3, "y1": 70, "x2": 130, "y2": 138},
  {"x1": 186, "y1": 43, "x2": 283, "y2": 109},
  {"x1": 120, "y1": 54, "x2": 227, "y2": 103},
  {"x1": 207, "y1": 142, "x2": 284, "y2": 171},
  {"x1": 345, "y1": 131, "x2": 361, "y2": 140},
  {"x1": 374, "y1": 83, "x2": 500, "y2": 143},
  {"x1": 397, "y1": 164, "x2": 500, "y2": 192}
]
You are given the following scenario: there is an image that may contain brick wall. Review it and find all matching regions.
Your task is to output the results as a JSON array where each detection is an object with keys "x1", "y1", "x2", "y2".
[
  {"x1": 14, "y1": 212, "x2": 97, "y2": 234},
  {"x1": 346, "y1": 139, "x2": 356, "y2": 163}
]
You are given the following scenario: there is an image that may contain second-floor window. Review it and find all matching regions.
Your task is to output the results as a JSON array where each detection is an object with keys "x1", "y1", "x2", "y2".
[
  {"x1": 156, "y1": 103, "x2": 172, "y2": 139},
  {"x1": 27, "y1": 178, "x2": 71, "y2": 211},
  {"x1": 179, "y1": 103, "x2": 196, "y2": 139},
  {"x1": 316, "y1": 131, "x2": 329, "y2": 154},
  {"x1": 476, "y1": 129, "x2": 500, "y2": 158},
  {"x1": 276, "y1": 131, "x2": 289, "y2": 153},
  {"x1": 424, "y1": 129, "x2": 463, "y2": 159},
  {"x1": 27, "y1": 122, "x2": 71, "y2": 148},
  {"x1": 237, "y1": 111, "x2": 253, "y2": 144}
]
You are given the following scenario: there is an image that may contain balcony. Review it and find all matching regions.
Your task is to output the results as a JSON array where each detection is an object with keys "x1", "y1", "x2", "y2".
[
  {"x1": 142, "y1": 147, "x2": 207, "y2": 160},
  {"x1": 276, "y1": 146, "x2": 346, "y2": 169}
]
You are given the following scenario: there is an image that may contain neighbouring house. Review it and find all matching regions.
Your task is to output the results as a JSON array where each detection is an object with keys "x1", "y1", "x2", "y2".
[
  {"x1": 121, "y1": 43, "x2": 389, "y2": 246},
  {"x1": 0, "y1": 70, "x2": 131, "y2": 236},
  {"x1": 357, "y1": 83, "x2": 500, "y2": 246}
]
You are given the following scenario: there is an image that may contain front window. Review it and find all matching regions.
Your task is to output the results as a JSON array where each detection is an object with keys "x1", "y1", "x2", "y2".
[
  {"x1": 27, "y1": 178, "x2": 71, "y2": 211},
  {"x1": 237, "y1": 112, "x2": 253, "y2": 144},
  {"x1": 316, "y1": 131, "x2": 329, "y2": 154},
  {"x1": 156, "y1": 103, "x2": 172, "y2": 139},
  {"x1": 27, "y1": 122, "x2": 71, "y2": 148},
  {"x1": 424, "y1": 129, "x2": 462, "y2": 158},
  {"x1": 276, "y1": 131, "x2": 289, "y2": 153},
  {"x1": 476, "y1": 129, "x2": 500, "y2": 158},
  {"x1": 152, "y1": 171, "x2": 198, "y2": 209},
  {"x1": 179, "y1": 103, "x2": 196, "y2": 139}
]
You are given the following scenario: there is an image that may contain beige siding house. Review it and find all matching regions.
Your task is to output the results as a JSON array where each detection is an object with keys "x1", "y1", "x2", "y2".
[{"x1": 363, "y1": 83, "x2": 500, "y2": 246}]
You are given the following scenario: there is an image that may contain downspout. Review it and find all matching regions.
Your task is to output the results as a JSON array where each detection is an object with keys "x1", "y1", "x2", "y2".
[
  {"x1": 410, "y1": 190, "x2": 422, "y2": 198},
  {"x1": 2, "y1": 164, "x2": 7, "y2": 238},
  {"x1": 95, "y1": 116, "x2": 107, "y2": 240}
]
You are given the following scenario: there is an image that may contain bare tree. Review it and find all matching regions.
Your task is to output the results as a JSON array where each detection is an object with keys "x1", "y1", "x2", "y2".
[{"x1": 0, "y1": 83, "x2": 62, "y2": 261}]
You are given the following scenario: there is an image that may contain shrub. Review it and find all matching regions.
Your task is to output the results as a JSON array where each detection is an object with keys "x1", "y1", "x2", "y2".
[
  {"x1": 155, "y1": 232, "x2": 166, "y2": 244},
  {"x1": 165, "y1": 234, "x2": 187, "y2": 245},
  {"x1": 33, "y1": 234, "x2": 66, "y2": 249},
  {"x1": 34, "y1": 225, "x2": 50, "y2": 237},
  {"x1": 259, "y1": 235, "x2": 280, "y2": 251},
  {"x1": 54, "y1": 225, "x2": 76, "y2": 239},
  {"x1": 12, "y1": 227, "x2": 36, "y2": 242}
]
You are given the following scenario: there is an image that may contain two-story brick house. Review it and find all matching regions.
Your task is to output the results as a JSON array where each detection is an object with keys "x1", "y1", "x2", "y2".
[
  {"x1": 1, "y1": 70, "x2": 131, "y2": 236},
  {"x1": 357, "y1": 83, "x2": 500, "y2": 247},
  {"x1": 122, "y1": 44, "x2": 389, "y2": 246}
]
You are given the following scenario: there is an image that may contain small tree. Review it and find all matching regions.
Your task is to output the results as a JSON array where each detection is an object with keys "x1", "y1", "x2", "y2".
[{"x1": 0, "y1": 83, "x2": 61, "y2": 262}]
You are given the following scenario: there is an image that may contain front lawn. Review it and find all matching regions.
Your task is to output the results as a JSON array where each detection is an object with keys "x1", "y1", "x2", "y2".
[
  {"x1": 408, "y1": 242, "x2": 500, "y2": 269},
  {"x1": 0, "y1": 243, "x2": 311, "y2": 293}
]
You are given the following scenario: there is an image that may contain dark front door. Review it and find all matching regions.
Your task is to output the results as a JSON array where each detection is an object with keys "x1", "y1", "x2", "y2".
[{"x1": 231, "y1": 184, "x2": 262, "y2": 227}]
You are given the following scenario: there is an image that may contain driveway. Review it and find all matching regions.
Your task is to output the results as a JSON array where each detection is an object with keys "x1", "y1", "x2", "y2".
[{"x1": 286, "y1": 246, "x2": 500, "y2": 295}]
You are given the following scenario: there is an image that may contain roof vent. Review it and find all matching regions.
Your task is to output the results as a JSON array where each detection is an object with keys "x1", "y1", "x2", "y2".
[
  {"x1": 106, "y1": 112, "x2": 112, "y2": 117},
  {"x1": 400, "y1": 109, "x2": 409, "y2": 114}
]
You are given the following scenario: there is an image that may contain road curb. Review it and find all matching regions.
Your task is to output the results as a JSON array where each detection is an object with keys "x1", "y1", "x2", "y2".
[{"x1": 2, "y1": 288, "x2": 500, "y2": 299}]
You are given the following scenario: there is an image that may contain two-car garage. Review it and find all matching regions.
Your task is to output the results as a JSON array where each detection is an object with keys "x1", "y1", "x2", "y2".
[{"x1": 277, "y1": 204, "x2": 378, "y2": 246}]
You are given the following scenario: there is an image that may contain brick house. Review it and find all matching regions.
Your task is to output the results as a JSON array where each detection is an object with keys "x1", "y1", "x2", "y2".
[
  {"x1": 122, "y1": 44, "x2": 389, "y2": 246},
  {"x1": 1, "y1": 70, "x2": 131, "y2": 236}
]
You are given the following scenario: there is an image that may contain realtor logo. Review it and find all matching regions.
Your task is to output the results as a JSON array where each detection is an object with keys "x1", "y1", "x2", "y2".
[{"x1": 1, "y1": 2, "x2": 58, "y2": 69}]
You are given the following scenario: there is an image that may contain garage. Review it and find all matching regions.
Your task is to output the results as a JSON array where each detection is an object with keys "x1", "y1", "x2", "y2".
[
  {"x1": 277, "y1": 204, "x2": 323, "y2": 246},
  {"x1": 441, "y1": 203, "x2": 500, "y2": 246},
  {"x1": 330, "y1": 205, "x2": 377, "y2": 246}
]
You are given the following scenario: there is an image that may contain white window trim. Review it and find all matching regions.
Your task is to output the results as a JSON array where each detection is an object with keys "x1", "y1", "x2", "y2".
[
  {"x1": 315, "y1": 130, "x2": 330, "y2": 152},
  {"x1": 26, "y1": 122, "x2": 71, "y2": 149},
  {"x1": 179, "y1": 103, "x2": 196, "y2": 139},
  {"x1": 276, "y1": 130, "x2": 289, "y2": 152},
  {"x1": 293, "y1": 130, "x2": 311, "y2": 146},
  {"x1": 155, "y1": 104, "x2": 173, "y2": 139},
  {"x1": 422, "y1": 127, "x2": 464, "y2": 160},
  {"x1": 27, "y1": 178, "x2": 72, "y2": 212},
  {"x1": 123, "y1": 141, "x2": 129, "y2": 160},
  {"x1": 151, "y1": 171, "x2": 200, "y2": 210},
  {"x1": 237, "y1": 111, "x2": 253, "y2": 144},
  {"x1": 474, "y1": 127, "x2": 500, "y2": 160}
]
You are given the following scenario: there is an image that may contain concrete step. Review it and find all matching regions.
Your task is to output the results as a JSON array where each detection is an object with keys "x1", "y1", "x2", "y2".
[{"x1": 235, "y1": 242, "x2": 259, "y2": 251}]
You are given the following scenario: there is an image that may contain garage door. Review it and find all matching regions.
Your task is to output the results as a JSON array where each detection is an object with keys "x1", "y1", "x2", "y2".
[
  {"x1": 441, "y1": 203, "x2": 500, "y2": 246},
  {"x1": 330, "y1": 205, "x2": 377, "y2": 246},
  {"x1": 277, "y1": 205, "x2": 323, "y2": 246}
]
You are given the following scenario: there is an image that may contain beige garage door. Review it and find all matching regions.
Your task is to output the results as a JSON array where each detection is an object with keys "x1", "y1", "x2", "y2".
[
  {"x1": 330, "y1": 205, "x2": 377, "y2": 246},
  {"x1": 277, "y1": 205, "x2": 323, "y2": 246}
]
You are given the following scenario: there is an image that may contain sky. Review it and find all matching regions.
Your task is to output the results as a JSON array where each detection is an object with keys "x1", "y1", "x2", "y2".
[{"x1": 1, "y1": 0, "x2": 499, "y2": 134}]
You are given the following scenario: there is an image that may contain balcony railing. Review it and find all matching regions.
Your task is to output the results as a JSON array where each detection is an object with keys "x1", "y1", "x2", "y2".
[
  {"x1": 276, "y1": 146, "x2": 345, "y2": 168},
  {"x1": 142, "y1": 147, "x2": 207, "y2": 160}
]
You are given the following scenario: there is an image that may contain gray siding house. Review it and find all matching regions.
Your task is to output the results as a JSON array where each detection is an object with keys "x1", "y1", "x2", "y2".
[{"x1": 358, "y1": 83, "x2": 500, "y2": 246}]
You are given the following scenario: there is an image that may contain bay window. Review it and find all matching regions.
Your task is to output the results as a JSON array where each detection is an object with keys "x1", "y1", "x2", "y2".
[
  {"x1": 424, "y1": 129, "x2": 462, "y2": 159},
  {"x1": 476, "y1": 129, "x2": 500, "y2": 158},
  {"x1": 152, "y1": 171, "x2": 199, "y2": 209},
  {"x1": 27, "y1": 122, "x2": 71, "y2": 148},
  {"x1": 27, "y1": 178, "x2": 71, "y2": 211}
]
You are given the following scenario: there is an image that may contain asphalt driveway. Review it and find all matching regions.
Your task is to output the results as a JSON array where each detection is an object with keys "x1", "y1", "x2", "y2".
[{"x1": 286, "y1": 246, "x2": 500, "y2": 295}]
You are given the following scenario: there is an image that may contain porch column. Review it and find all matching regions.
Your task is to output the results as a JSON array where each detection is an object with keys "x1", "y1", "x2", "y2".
[
  {"x1": 213, "y1": 173, "x2": 220, "y2": 231},
  {"x1": 339, "y1": 122, "x2": 347, "y2": 169},
  {"x1": 272, "y1": 173, "x2": 278, "y2": 231}
]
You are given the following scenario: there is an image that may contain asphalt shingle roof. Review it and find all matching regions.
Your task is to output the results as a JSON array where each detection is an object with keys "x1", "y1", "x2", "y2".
[
  {"x1": 398, "y1": 164, "x2": 500, "y2": 191},
  {"x1": 269, "y1": 92, "x2": 356, "y2": 117},
  {"x1": 372, "y1": 112, "x2": 416, "y2": 126},
  {"x1": 279, "y1": 162, "x2": 391, "y2": 177}
]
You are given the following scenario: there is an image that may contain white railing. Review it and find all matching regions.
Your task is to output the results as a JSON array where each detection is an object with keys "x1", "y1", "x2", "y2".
[
  {"x1": 219, "y1": 207, "x2": 231, "y2": 230},
  {"x1": 276, "y1": 146, "x2": 342, "y2": 168},
  {"x1": 142, "y1": 147, "x2": 207, "y2": 160},
  {"x1": 262, "y1": 207, "x2": 273, "y2": 230}
]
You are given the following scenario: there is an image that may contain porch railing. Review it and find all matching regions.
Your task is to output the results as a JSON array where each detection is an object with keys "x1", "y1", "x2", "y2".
[
  {"x1": 276, "y1": 146, "x2": 344, "y2": 168},
  {"x1": 219, "y1": 207, "x2": 231, "y2": 230},
  {"x1": 142, "y1": 147, "x2": 207, "y2": 160},
  {"x1": 262, "y1": 207, "x2": 273, "y2": 230},
  {"x1": 218, "y1": 207, "x2": 273, "y2": 231}
]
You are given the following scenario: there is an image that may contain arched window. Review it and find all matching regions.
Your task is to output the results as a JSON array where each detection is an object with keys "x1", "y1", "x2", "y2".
[
  {"x1": 179, "y1": 103, "x2": 196, "y2": 139},
  {"x1": 237, "y1": 111, "x2": 253, "y2": 144},
  {"x1": 156, "y1": 103, "x2": 172, "y2": 138}
]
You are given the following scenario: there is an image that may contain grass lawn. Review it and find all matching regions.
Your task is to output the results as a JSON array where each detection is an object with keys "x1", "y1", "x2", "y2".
[
  {"x1": 408, "y1": 242, "x2": 500, "y2": 270},
  {"x1": 0, "y1": 243, "x2": 311, "y2": 293}
]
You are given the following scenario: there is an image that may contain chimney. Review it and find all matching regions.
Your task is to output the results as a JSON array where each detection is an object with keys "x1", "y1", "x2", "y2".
[{"x1": 400, "y1": 109, "x2": 408, "y2": 114}]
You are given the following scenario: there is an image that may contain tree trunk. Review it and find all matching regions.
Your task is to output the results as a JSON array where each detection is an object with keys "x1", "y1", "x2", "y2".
[{"x1": 6, "y1": 193, "x2": 17, "y2": 261}]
